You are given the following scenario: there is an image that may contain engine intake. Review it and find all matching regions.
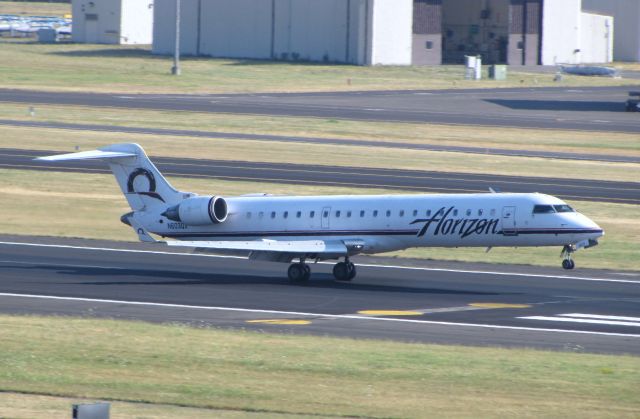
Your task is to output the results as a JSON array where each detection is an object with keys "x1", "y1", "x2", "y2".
[{"x1": 162, "y1": 196, "x2": 228, "y2": 225}]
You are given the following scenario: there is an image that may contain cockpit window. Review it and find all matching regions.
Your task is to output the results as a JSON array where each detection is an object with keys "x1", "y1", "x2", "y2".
[
  {"x1": 553, "y1": 205, "x2": 575, "y2": 213},
  {"x1": 533, "y1": 205, "x2": 555, "y2": 214}
]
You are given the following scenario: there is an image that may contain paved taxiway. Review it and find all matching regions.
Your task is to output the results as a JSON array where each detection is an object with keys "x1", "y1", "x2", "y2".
[
  {"x1": 1, "y1": 119, "x2": 637, "y2": 163},
  {"x1": 1, "y1": 86, "x2": 639, "y2": 132},
  {"x1": 1, "y1": 236, "x2": 638, "y2": 355},
  {"x1": 2, "y1": 148, "x2": 638, "y2": 204}
]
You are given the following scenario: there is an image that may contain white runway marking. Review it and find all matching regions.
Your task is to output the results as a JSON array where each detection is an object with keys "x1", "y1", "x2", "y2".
[
  {"x1": 0, "y1": 292, "x2": 638, "y2": 338},
  {"x1": 520, "y1": 313, "x2": 640, "y2": 327},
  {"x1": 1, "y1": 240, "x2": 638, "y2": 284}
]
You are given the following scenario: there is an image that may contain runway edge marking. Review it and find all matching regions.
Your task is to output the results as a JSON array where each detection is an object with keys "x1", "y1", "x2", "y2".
[
  {"x1": 1, "y1": 241, "x2": 638, "y2": 284},
  {"x1": 0, "y1": 292, "x2": 638, "y2": 338}
]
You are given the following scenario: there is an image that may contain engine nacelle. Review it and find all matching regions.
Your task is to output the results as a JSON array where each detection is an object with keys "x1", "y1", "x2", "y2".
[{"x1": 163, "y1": 196, "x2": 228, "y2": 225}]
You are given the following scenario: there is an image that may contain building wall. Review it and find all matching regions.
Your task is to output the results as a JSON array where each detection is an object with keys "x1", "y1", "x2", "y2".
[
  {"x1": 580, "y1": 12, "x2": 613, "y2": 63},
  {"x1": 541, "y1": 0, "x2": 581, "y2": 65},
  {"x1": 412, "y1": 0, "x2": 442, "y2": 65},
  {"x1": 370, "y1": 0, "x2": 413, "y2": 65},
  {"x1": 583, "y1": 0, "x2": 640, "y2": 62},
  {"x1": 120, "y1": 0, "x2": 154, "y2": 44},
  {"x1": 152, "y1": 0, "x2": 199, "y2": 55},
  {"x1": 72, "y1": 0, "x2": 122, "y2": 44}
]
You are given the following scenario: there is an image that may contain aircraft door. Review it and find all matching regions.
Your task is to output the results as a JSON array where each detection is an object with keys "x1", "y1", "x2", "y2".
[
  {"x1": 321, "y1": 206, "x2": 331, "y2": 229},
  {"x1": 501, "y1": 206, "x2": 517, "y2": 236}
]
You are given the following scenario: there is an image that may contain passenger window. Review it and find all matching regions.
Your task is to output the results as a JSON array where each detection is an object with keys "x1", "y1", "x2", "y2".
[
  {"x1": 296, "y1": 211, "x2": 301, "y2": 218},
  {"x1": 413, "y1": 209, "x2": 418, "y2": 216},
  {"x1": 259, "y1": 212, "x2": 264, "y2": 218},
  {"x1": 399, "y1": 210, "x2": 404, "y2": 217},
  {"x1": 373, "y1": 210, "x2": 378, "y2": 217},
  {"x1": 323, "y1": 211, "x2": 329, "y2": 218},
  {"x1": 386, "y1": 210, "x2": 391, "y2": 217},
  {"x1": 554, "y1": 205, "x2": 575, "y2": 213},
  {"x1": 426, "y1": 210, "x2": 432, "y2": 216},
  {"x1": 437, "y1": 209, "x2": 444, "y2": 216},
  {"x1": 310, "y1": 211, "x2": 315, "y2": 218},
  {"x1": 271, "y1": 211, "x2": 276, "y2": 219},
  {"x1": 466, "y1": 209, "x2": 471, "y2": 216},
  {"x1": 335, "y1": 210, "x2": 341, "y2": 218},
  {"x1": 347, "y1": 211, "x2": 352, "y2": 218},
  {"x1": 360, "y1": 210, "x2": 365, "y2": 217},
  {"x1": 453, "y1": 209, "x2": 458, "y2": 216},
  {"x1": 246, "y1": 212, "x2": 251, "y2": 219},
  {"x1": 478, "y1": 209, "x2": 483, "y2": 216},
  {"x1": 533, "y1": 205, "x2": 555, "y2": 214},
  {"x1": 284, "y1": 211, "x2": 288, "y2": 219},
  {"x1": 490, "y1": 209, "x2": 496, "y2": 216}
]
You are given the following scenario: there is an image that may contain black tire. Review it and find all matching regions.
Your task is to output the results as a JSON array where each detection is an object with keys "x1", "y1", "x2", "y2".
[
  {"x1": 288, "y1": 264, "x2": 305, "y2": 282},
  {"x1": 562, "y1": 259, "x2": 574, "y2": 270},
  {"x1": 348, "y1": 263, "x2": 357, "y2": 280},
  {"x1": 333, "y1": 262, "x2": 350, "y2": 281}
]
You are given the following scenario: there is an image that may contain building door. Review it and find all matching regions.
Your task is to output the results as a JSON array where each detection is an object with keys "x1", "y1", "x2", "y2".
[
  {"x1": 85, "y1": 13, "x2": 99, "y2": 43},
  {"x1": 502, "y1": 206, "x2": 517, "y2": 236},
  {"x1": 321, "y1": 207, "x2": 331, "y2": 230}
]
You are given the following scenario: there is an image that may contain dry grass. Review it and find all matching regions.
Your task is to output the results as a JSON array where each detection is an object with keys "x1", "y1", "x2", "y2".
[
  {"x1": 1, "y1": 315, "x2": 639, "y2": 419},
  {"x1": 0, "y1": 1, "x2": 70, "y2": 17},
  {"x1": 0, "y1": 42, "x2": 638, "y2": 94},
  {"x1": 1, "y1": 169, "x2": 638, "y2": 271},
  {"x1": 2, "y1": 103, "x2": 639, "y2": 157},
  {"x1": 1, "y1": 126, "x2": 638, "y2": 183}
]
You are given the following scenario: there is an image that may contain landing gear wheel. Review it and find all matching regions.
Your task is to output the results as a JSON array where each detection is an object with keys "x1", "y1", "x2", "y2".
[
  {"x1": 347, "y1": 262, "x2": 357, "y2": 280},
  {"x1": 562, "y1": 259, "x2": 575, "y2": 270},
  {"x1": 288, "y1": 263, "x2": 309, "y2": 283},
  {"x1": 333, "y1": 262, "x2": 352, "y2": 281}
]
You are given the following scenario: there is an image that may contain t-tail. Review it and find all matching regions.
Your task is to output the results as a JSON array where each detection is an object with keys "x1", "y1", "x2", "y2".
[{"x1": 37, "y1": 143, "x2": 191, "y2": 211}]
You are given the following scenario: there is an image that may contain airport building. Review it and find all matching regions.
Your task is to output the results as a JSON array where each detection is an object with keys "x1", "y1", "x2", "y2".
[
  {"x1": 151, "y1": 0, "x2": 621, "y2": 65},
  {"x1": 72, "y1": 0, "x2": 153, "y2": 44},
  {"x1": 583, "y1": 0, "x2": 640, "y2": 62}
]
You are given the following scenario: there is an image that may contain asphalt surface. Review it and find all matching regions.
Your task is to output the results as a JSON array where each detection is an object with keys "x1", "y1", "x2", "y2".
[
  {"x1": 2, "y1": 148, "x2": 638, "y2": 204},
  {"x1": 2, "y1": 85, "x2": 640, "y2": 132},
  {"x1": 1, "y1": 118, "x2": 637, "y2": 163},
  {"x1": 0, "y1": 236, "x2": 638, "y2": 355}
]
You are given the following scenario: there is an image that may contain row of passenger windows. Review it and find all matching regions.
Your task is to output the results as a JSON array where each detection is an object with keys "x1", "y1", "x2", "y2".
[{"x1": 245, "y1": 208, "x2": 498, "y2": 219}]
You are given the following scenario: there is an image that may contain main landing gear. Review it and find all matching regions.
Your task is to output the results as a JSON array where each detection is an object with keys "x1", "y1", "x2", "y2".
[
  {"x1": 287, "y1": 260, "x2": 311, "y2": 283},
  {"x1": 287, "y1": 257, "x2": 358, "y2": 283},
  {"x1": 333, "y1": 257, "x2": 357, "y2": 282},
  {"x1": 561, "y1": 245, "x2": 576, "y2": 270}
]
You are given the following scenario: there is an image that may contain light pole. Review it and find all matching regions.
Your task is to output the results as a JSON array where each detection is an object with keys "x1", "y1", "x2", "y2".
[{"x1": 171, "y1": 0, "x2": 181, "y2": 75}]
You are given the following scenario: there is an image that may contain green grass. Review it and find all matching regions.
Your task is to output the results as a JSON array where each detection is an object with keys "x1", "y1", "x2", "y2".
[
  {"x1": 1, "y1": 315, "x2": 639, "y2": 418},
  {"x1": 1, "y1": 169, "x2": 638, "y2": 271},
  {"x1": 0, "y1": 1, "x2": 70, "y2": 17},
  {"x1": 2, "y1": 103, "x2": 639, "y2": 157},
  {"x1": 2, "y1": 126, "x2": 639, "y2": 183},
  {"x1": 0, "y1": 42, "x2": 638, "y2": 94}
]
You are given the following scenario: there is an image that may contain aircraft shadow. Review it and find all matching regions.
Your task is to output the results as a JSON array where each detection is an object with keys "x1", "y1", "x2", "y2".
[
  {"x1": 485, "y1": 99, "x2": 623, "y2": 112},
  {"x1": 11, "y1": 264, "x2": 509, "y2": 296}
]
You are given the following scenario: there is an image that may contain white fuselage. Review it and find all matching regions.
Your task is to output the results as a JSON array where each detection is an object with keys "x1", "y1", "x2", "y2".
[{"x1": 145, "y1": 192, "x2": 603, "y2": 255}]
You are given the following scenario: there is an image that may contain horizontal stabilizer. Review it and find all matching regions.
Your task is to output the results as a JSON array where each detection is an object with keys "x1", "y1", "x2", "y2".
[
  {"x1": 166, "y1": 239, "x2": 347, "y2": 254},
  {"x1": 36, "y1": 149, "x2": 136, "y2": 162}
]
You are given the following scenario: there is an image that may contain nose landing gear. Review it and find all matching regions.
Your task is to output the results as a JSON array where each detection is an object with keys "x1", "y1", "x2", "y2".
[
  {"x1": 333, "y1": 257, "x2": 357, "y2": 281},
  {"x1": 561, "y1": 245, "x2": 576, "y2": 270}
]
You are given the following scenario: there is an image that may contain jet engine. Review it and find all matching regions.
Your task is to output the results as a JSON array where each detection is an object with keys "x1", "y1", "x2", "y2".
[{"x1": 162, "y1": 196, "x2": 228, "y2": 225}]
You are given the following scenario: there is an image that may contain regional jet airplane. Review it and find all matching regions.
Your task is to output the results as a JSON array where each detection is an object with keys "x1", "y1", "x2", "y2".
[{"x1": 38, "y1": 143, "x2": 604, "y2": 282}]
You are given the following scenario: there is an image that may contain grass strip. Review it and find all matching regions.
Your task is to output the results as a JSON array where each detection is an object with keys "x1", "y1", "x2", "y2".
[
  {"x1": 1, "y1": 126, "x2": 638, "y2": 183},
  {"x1": 0, "y1": 42, "x2": 638, "y2": 94},
  {"x1": 0, "y1": 1, "x2": 70, "y2": 17},
  {"x1": 1, "y1": 169, "x2": 638, "y2": 271},
  {"x1": 1, "y1": 103, "x2": 639, "y2": 157},
  {"x1": 0, "y1": 315, "x2": 639, "y2": 419}
]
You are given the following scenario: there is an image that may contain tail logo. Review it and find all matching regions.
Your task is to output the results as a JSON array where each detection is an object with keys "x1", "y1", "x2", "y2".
[{"x1": 127, "y1": 168, "x2": 165, "y2": 202}]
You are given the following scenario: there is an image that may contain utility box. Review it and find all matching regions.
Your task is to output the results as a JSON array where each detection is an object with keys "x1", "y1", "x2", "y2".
[
  {"x1": 37, "y1": 28, "x2": 57, "y2": 43},
  {"x1": 489, "y1": 65, "x2": 507, "y2": 80},
  {"x1": 465, "y1": 55, "x2": 482, "y2": 80},
  {"x1": 72, "y1": 403, "x2": 110, "y2": 419}
]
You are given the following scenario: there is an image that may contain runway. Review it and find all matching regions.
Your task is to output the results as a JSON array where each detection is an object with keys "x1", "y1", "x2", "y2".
[
  {"x1": 0, "y1": 236, "x2": 638, "y2": 355},
  {"x1": 1, "y1": 118, "x2": 637, "y2": 163},
  {"x1": 2, "y1": 148, "x2": 638, "y2": 204},
  {"x1": 2, "y1": 85, "x2": 640, "y2": 132}
]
